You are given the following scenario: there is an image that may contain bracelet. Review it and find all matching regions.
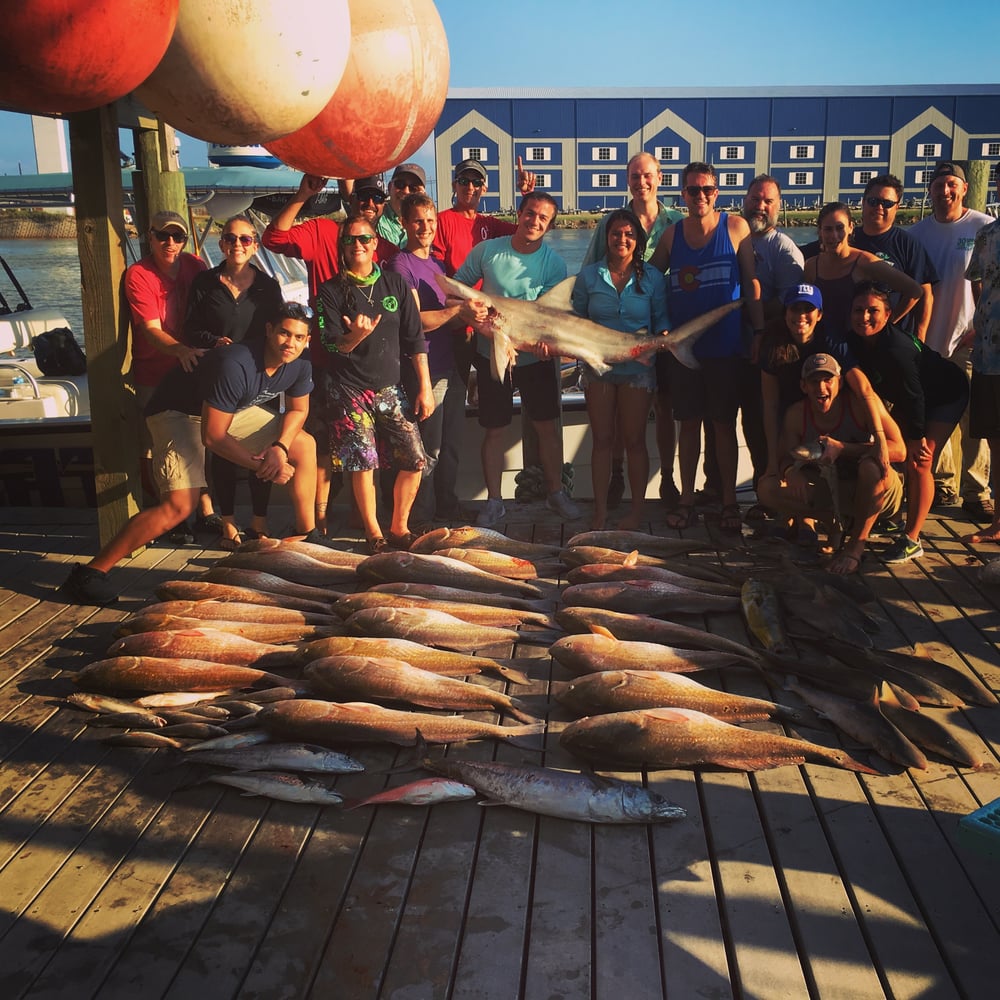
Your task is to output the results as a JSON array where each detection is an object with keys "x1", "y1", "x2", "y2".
[{"x1": 271, "y1": 441, "x2": 289, "y2": 457}]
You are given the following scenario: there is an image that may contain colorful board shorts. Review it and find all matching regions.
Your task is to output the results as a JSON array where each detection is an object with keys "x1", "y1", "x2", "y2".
[{"x1": 325, "y1": 382, "x2": 427, "y2": 473}]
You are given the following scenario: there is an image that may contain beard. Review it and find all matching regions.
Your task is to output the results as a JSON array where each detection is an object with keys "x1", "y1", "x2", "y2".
[{"x1": 746, "y1": 212, "x2": 775, "y2": 234}]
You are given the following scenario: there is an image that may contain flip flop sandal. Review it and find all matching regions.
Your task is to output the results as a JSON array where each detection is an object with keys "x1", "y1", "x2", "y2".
[{"x1": 720, "y1": 504, "x2": 743, "y2": 532}]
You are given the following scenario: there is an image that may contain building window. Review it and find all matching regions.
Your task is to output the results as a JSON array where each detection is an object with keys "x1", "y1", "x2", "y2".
[
  {"x1": 919, "y1": 142, "x2": 942, "y2": 158},
  {"x1": 982, "y1": 141, "x2": 1000, "y2": 157},
  {"x1": 721, "y1": 172, "x2": 743, "y2": 188},
  {"x1": 656, "y1": 146, "x2": 679, "y2": 162},
  {"x1": 855, "y1": 143, "x2": 879, "y2": 158},
  {"x1": 853, "y1": 170, "x2": 874, "y2": 184},
  {"x1": 916, "y1": 168, "x2": 935, "y2": 184},
  {"x1": 593, "y1": 146, "x2": 615, "y2": 161},
  {"x1": 534, "y1": 173, "x2": 551, "y2": 187},
  {"x1": 461, "y1": 147, "x2": 486, "y2": 162},
  {"x1": 789, "y1": 172, "x2": 813, "y2": 186},
  {"x1": 594, "y1": 173, "x2": 614, "y2": 188},
  {"x1": 527, "y1": 147, "x2": 551, "y2": 162},
  {"x1": 720, "y1": 145, "x2": 745, "y2": 160},
  {"x1": 662, "y1": 172, "x2": 678, "y2": 187},
  {"x1": 791, "y1": 145, "x2": 815, "y2": 159}
]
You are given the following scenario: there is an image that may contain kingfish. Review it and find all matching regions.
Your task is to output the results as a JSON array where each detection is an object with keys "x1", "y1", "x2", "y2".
[
  {"x1": 432, "y1": 547, "x2": 542, "y2": 580},
  {"x1": 342, "y1": 777, "x2": 478, "y2": 810},
  {"x1": 345, "y1": 607, "x2": 537, "y2": 651},
  {"x1": 560, "y1": 707, "x2": 879, "y2": 774},
  {"x1": 784, "y1": 678, "x2": 927, "y2": 770},
  {"x1": 561, "y1": 579, "x2": 739, "y2": 615},
  {"x1": 410, "y1": 526, "x2": 562, "y2": 559},
  {"x1": 157, "y1": 579, "x2": 337, "y2": 615},
  {"x1": 565, "y1": 562, "x2": 740, "y2": 597},
  {"x1": 204, "y1": 770, "x2": 344, "y2": 805},
  {"x1": 217, "y1": 549, "x2": 357, "y2": 587},
  {"x1": 740, "y1": 579, "x2": 790, "y2": 654},
  {"x1": 294, "y1": 636, "x2": 532, "y2": 685},
  {"x1": 259, "y1": 699, "x2": 545, "y2": 746},
  {"x1": 304, "y1": 655, "x2": 535, "y2": 722},
  {"x1": 557, "y1": 669, "x2": 807, "y2": 723},
  {"x1": 179, "y1": 730, "x2": 272, "y2": 752},
  {"x1": 134, "y1": 601, "x2": 341, "y2": 627},
  {"x1": 107, "y1": 628, "x2": 301, "y2": 668},
  {"x1": 182, "y1": 742, "x2": 364, "y2": 773},
  {"x1": 437, "y1": 272, "x2": 741, "y2": 379},
  {"x1": 424, "y1": 758, "x2": 686, "y2": 824},
  {"x1": 333, "y1": 592, "x2": 556, "y2": 628},
  {"x1": 357, "y1": 550, "x2": 543, "y2": 598},
  {"x1": 549, "y1": 631, "x2": 752, "y2": 676},
  {"x1": 113, "y1": 615, "x2": 341, "y2": 643},
  {"x1": 85, "y1": 710, "x2": 167, "y2": 729},
  {"x1": 565, "y1": 530, "x2": 711, "y2": 557},
  {"x1": 202, "y1": 566, "x2": 345, "y2": 603},
  {"x1": 74, "y1": 656, "x2": 295, "y2": 694}
]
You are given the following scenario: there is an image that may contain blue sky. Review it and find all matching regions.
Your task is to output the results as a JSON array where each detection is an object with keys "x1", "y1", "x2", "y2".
[{"x1": 2, "y1": 0, "x2": 998, "y2": 177}]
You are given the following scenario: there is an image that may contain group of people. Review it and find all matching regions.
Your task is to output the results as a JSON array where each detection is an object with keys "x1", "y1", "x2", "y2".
[{"x1": 61, "y1": 152, "x2": 1000, "y2": 604}]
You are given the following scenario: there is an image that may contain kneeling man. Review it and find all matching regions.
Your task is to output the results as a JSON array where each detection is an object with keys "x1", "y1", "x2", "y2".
[
  {"x1": 63, "y1": 302, "x2": 324, "y2": 604},
  {"x1": 758, "y1": 353, "x2": 905, "y2": 574}
]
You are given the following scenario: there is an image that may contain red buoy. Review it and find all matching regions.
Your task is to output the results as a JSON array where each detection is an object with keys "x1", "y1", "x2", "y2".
[
  {"x1": 0, "y1": 0, "x2": 179, "y2": 115},
  {"x1": 266, "y1": 0, "x2": 450, "y2": 179},
  {"x1": 134, "y1": 0, "x2": 351, "y2": 145}
]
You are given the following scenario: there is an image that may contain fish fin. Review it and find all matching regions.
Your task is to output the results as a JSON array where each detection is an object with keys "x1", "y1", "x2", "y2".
[
  {"x1": 623, "y1": 549, "x2": 639, "y2": 568},
  {"x1": 589, "y1": 624, "x2": 617, "y2": 640},
  {"x1": 668, "y1": 340, "x2": 702, "y2": 370},
  {"x1": 536, "y1": 276, "x2": 576, "y2": 311},
  {"x1": 492, "y1": 662, "x2": 532, "y2": 686},
  {"x1": 491, "y1": 329, "x2": 512, "y2": 382},
  {"x1": 507, "y1": 698, "x2": 538, "y2": 724}
]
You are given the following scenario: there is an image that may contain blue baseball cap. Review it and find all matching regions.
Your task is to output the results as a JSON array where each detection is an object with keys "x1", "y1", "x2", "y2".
[{"x1": 784, "y1": 283, "x2": 823, "y2": 310}]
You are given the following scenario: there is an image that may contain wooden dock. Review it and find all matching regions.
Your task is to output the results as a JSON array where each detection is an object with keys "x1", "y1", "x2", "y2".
[{"x1": 1, "y1": 499, "x2": 999, "y2": 1000}]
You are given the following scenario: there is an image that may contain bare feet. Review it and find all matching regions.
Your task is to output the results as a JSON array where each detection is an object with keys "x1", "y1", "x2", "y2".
[
  {"x1": 963, "y1": 522, "x2": 1000, "y2": 544},
  {"x1": 827, "y1": 542, "x2": 864, "y2": 575}
]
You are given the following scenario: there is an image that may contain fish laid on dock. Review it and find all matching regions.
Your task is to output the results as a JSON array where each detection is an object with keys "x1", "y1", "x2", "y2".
[
  {"x1": 181, "y1": 742, "x2": 364, "y2": 774},
  {"x1": 135, "y1": 600, "x2": 341, "y2": 627},
  {"x1": 106, "y1": 628, "x2": 301, "y2": 669},
  {"x1": 333, "y1": 592, "x2": 556, "y2": 628},
  {"x1": 740, "y1": 579, "x2": 790, "y2": 655},
  {"x1": 410, "y1": 526, "x2": 562, "y2": 559},
  {"x1": 561, "y1": 579, "x2": 740, "y2": 615},
  {"x1": 201, "y1": 567, "x2": 345, "y2": 604},
  {"x1": 157, "y1": 579, "x2": 337, "y2": 615},
  {"x1": 565, "y1": 562, "x2": 740, "y2": 597},
  {"x1": 203, "y1": 770, "x2": 344, "y2": 805},
  {"x1": 112, "y1": 614, "x2": 342, "y2": 643},
  {"x1": 424, "y1": 758, "x2": 686, "y2": 823},
  {"x1": 357, "y1": 550, "x2": 544, "y2": 598},
  {"x1": 366, "y1": 582, "x2": 556, "y2": 613},
  {"x1": 565, "y1": 529, "x2": 711, "y2": 557},
  {"x1": 344, "y1": 607, "x2": 532, "y2": 652},
  {"x1": 74, "y1": 656, "x2": 296, "y2": 694},
  {"x1": 217, "y1": 549, "x2": 357, "y2": 587},
  {"x1": 431, "y1": 546, "x2": 544, "y2": 580},
  {"x1": 877, "y1": 685, "x2": 984, "y2": 769},
  {"x1": 342, "y1": 777, "x2": 478, "y2": 810},
  {"x1": 549, "y1": 631, "x2": 752, "y2": 676}
]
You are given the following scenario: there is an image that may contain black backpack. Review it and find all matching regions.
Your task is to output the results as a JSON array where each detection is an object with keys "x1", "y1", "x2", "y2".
[{"x1": 32, "y1": 327, "x2": 87, "y2": 377}]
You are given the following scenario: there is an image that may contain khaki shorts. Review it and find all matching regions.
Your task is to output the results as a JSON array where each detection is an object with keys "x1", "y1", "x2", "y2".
[
  {"x1": 147, "y1": 406, "x2": 281, "y2": 495},
  {"x1": 803, "y1": 463, "x2": 904, "y2": 521}
]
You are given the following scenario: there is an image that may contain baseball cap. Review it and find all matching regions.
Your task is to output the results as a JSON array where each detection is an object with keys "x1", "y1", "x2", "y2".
[
  {"x1": 391, "y1": 162, "x2": 426, "y2": 186},
  {"x1": 783, "y1": 283, "x2": 823, "y2": 310},
  {"x1": 150, "y1": 210, "x2": 188, "y2": 235},
  {"x1": 928, "y1": 160, "x2": 967, "y2": 185},
  {"x1": 802, "y1": 353, "x2": 841, "y2": 380},
  {"x1": 454, "y1": 159, "x2": 487, "y2": 182},
  {"x1": 354, "y1": 175, "x2": 386, "y2": 195}
]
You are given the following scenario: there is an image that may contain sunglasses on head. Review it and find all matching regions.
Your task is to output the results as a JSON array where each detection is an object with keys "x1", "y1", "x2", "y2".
[
  {"x1": 357, "y1": 189, "x2": 386, "y2": 204},
  {"x1": 865, "y1": 196, "x2": 898, "y2": 210},
  {"x1": 342, "y1": 233, "x2": 376, "y2": 245},
  {"x1": 684, "y1": 185, "x2": 717, "y2": 197},
  {"x1": 221, "y1": 232, "x2": 256, "y2": 247},
  {"x1": 151, "y1": 228, "x2": 186, "y2": 244},
  {"x1": 456, "y1": 176, "x2": 485, "y2": 188}
]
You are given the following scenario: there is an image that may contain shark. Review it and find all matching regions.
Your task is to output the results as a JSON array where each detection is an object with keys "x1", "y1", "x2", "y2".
[{"x1": 436, "y1": 273, "x2": 743, "y2": 382}]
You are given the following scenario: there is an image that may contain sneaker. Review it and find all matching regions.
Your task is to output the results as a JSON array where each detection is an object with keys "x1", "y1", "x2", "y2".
[
  {"x1": 607, "y1": 467, "x2": 625, "y2": 509},
  {"x1": 546, "y1": 488, "x2": 581, "y2": 520},
  {"x1": 962, "y1": 497, "x2": 996, "y2": 521},
  {"x1": 300, "y1": 528, "x2": 341, "y2": 549},
  {"x1": 883, "y1": 535, "x2": 923, "y2": 564},
  {"x1": 61, "y1": 564, "x2": 118, "y2": 605},
  {"x1": 933, "y1": 485, "x2": 959, "y2": 507},
  {"x1": 873, "y1": 515, "x2": 905, "y2": 536},
  {"x1": 165, "y1": 520, "x2": 195, "y2": 545},
  {"x1": 476, "y1": 498, "x2": 507, "y2": 528}
]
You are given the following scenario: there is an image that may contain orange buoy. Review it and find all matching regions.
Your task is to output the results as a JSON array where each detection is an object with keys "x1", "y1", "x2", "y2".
[
  {"x1": 134, "y1": 0, "x2": 351, "y2": 145},
  {"x1": 266, "y1": 0, "x2": 450, "y2": 179},
  {"x1": 0, "y1": 1, "x2": 179, "y2": 115}
]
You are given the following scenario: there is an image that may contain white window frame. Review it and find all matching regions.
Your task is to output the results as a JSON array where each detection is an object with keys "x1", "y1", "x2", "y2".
[
  {"x1": 592, "y1": 146, "x2": 616, "y2": 161},
  {"x1": 916, "y1": 168, "x2": 935, "y2": 184},
  {"x1": 655, "y1": 145, "x2": 679, "y2": 162},
  {"x1": 790, "y1": 145, "x2": 815, "y2": 159},
  {"x1": 593, "y1": 173, "x2": 615, "y2": 188},
  {"x1": 721, "y1": 172, "x2": 743, "y2": 188},
  {"x1": 533, "y1": 173, "x2": 552, "y2": 188},
  {"x1": 788, "y1": 172, "x2": 813, "y2": 186},
  {"x1": 461, "y1": 147, "x2": 486, "y2": 162},
  {"x1": 981, "y1": 141, "x2": 1000, "y2": 157},
  {"x1": 662, "y1": 172, "x2": 679, "y2": 187},
  {"x1": 719, "y1": 145, "x2": 745, "y2": 161},
  {"x1": 526, "y1": 147, "x2": 551, "y2": 162},
  {"x1": 853, "y1": 170, "x2": 875, "y2": 184},
  {"x1": 918, "y1": 142, "x2": 942, "y2": 158},
  {"x1": 855, "y1": 143, "x2": 879, "y2": 158}
]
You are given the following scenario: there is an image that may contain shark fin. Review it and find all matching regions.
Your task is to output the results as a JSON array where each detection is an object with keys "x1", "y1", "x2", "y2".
[{"x1": 536, "y1": 276, "x2": 576, "y2": 312}]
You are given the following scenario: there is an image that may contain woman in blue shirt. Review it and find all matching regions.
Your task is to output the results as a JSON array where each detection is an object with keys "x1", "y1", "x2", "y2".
[{"x1": 572, "y1": 209, "x2": 669, "y2": 529}]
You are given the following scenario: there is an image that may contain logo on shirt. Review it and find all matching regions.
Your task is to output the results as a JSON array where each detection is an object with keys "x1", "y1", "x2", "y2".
[
  {"x1": 381, "y1": 295, "x2": 399, "y2": 312},
  {"x1": 677, "y1": 265, "x2": 701, "y2": 291}
]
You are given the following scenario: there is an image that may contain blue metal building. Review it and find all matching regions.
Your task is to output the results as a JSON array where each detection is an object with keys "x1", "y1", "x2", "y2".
[{"x1": 434, "y1": 86, "x2": 1000, "y2": 212}]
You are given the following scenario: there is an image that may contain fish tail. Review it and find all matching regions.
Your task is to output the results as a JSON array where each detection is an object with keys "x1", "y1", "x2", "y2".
[
  {"x1": 501, "y1": 721, "x2": 547, "y2": 748},
  {"x1": 507, "y1": 698, "x2": 538, "y2": 724},
  {"x1": 491, "y1": 329, "x2": 513, "y2": 382},
  {"x1": 668, "y1": 340, "x2": 701, "y2": 371}
]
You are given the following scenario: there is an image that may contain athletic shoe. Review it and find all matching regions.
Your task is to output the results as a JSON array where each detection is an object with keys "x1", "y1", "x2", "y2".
[
  {"x1": 962, "y1": 497, "x2": 996, "y2": 521},
  {"x1": 476, "y1": 498, "x2": 507, "y2": 528},
  {"x1": 546, "y1": 489, "x2": 581, "y2": 520},
  {"x1": 165, "y1": 520, "x2": 195, "y2": 545},
  {"x1": 883, "y1": 535, "x2": 923, "y2": 564},
  {"x1": 873, "y1": 515, "x2": 904, "y2": 536},
  {"x1": 301, "y1": 528, "x2": 341, "y2": 549},
  {"x1": 933, "y1": 486, "x2": 959, "y2": 507},
  {"x1": 60, "y1": 564, "x2": 118, "y2": 605}
]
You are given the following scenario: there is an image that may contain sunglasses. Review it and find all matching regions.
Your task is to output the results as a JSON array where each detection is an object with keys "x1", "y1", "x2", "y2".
[
  {"x1": 865, "y1": 196, "x2": 898, "y2": 210},
  {"x1": 393, "y1": 180, "x2": 423, "y2": 192},
  {"x1": 151, "y1": 228, "x2": 187, "y2": 244},
  {"x1": 456, "y1": 176, "x2": 485, "y2": 188},
  {"x1": 221, "y1": 233, "x2": 256, "y2": 246},
  {"x1": 342, "y1": 233, "x2": 376, "y2": 245},
  {"x1": 684, "y1": 185, "x2": 717, "y2": 197},
  {"x1": 357, "y1": 190, "x2": 386, "y2": 204},
  {"x1": 279, "y1": 302, "x2": 314, "y2": 322}
]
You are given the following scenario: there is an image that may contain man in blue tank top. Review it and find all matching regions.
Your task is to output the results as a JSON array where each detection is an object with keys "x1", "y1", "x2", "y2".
[{"x1": 649, "y1": 162, "x2": 764, "y2": 532}]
